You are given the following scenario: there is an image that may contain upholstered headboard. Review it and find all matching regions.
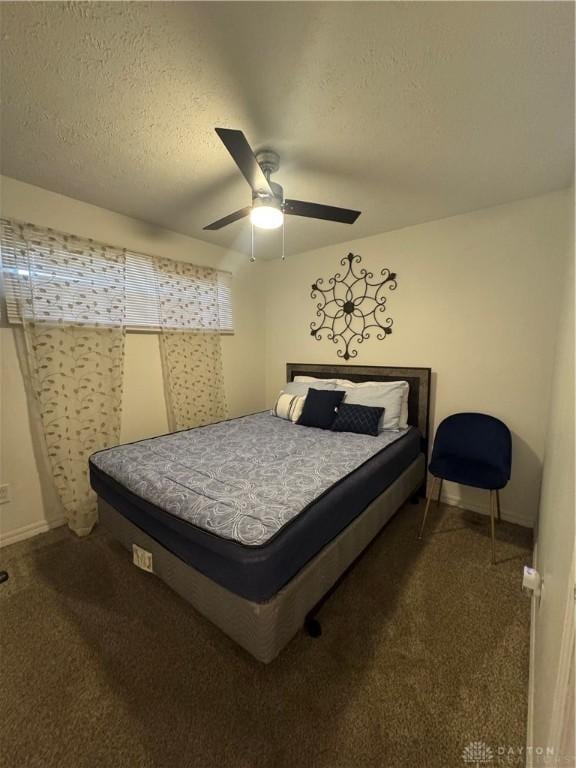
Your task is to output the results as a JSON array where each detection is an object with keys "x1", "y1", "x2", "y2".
[{"x1": 286, "y1": 363, "x2": 431, "y2": 452}]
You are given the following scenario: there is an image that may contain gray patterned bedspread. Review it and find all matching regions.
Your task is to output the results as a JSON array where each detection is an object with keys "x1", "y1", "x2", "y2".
[{"x1": 91, "y1": 413, "x2": 409, "y2": 546}]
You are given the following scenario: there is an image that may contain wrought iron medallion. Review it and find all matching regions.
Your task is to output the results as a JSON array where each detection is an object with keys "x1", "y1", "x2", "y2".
[{"x1": 310, "y1": 253, "x2": 397, "y2": 360}]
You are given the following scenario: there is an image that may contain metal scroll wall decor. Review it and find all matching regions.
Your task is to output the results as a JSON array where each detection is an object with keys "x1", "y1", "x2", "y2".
[{"x1": 310, "y1": 253, "x2": 397, "y2": 360}]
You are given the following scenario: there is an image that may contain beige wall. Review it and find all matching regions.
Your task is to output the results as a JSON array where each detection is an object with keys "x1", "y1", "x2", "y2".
[
  {"x1": 529, "y1": 203, "x2": 574, "y2": 764},
  {"x1": 0, "y1": 176, "x2": 266, "y2": 544},
  {"x1": 262, "y1": 190, "x2": 572, "y2": 526}
]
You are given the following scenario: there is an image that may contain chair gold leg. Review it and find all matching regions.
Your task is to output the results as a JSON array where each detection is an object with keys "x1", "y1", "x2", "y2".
[
  {"x1": 496, "y1": 489, "x2": 502, "y2": 523},
  {"x1": 418, "y1": 477, "x2": 439, "y2": 540},
  {"x1": 489, "y1": 490, "x2": 496, "y2": 565},
  {"x1": 437, "y1": 478, "x2": 443, "y2": 507}
]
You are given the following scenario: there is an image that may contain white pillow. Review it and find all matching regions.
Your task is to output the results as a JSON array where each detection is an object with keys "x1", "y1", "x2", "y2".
[
  {"x1": 293, "y1": 375, "x2": 336, "y2": 385},
  {"x1": 295, "y1": 375, "x2": 362, "y2": 388},
  {"x1": 283, "y1": 380, "x2": 336, "y2": 397},
  {"x1": 399, "y1": 393, "x2": 409, "y2": 429},
  {"x1": 272, "y1": 392, "x2": 305, "y2": 423},
  {"x1": 342, "y1": 381, "x2": 409, "y2": 431},
  {"x1": 294, "y1": 376, "x2": 409, "y2": 428}
]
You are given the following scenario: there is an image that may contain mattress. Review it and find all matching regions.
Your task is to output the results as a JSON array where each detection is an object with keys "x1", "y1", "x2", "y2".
[{"x1": 90, "y1": 413, "x2": 421, "y2": 602}]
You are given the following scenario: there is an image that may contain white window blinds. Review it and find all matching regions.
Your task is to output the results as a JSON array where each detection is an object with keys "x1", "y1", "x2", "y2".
[
  {"x1": 124, "y1": 250, "x2": 161, "y2": 329},
  {"x1": 1, "y1": 219, "x2": 125, "y2": 326},
  {"x1": 1, "y1": 219, "x2": 234, "y2": 333}
]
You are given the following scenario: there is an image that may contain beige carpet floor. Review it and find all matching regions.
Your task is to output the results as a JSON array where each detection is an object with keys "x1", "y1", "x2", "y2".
[{"x1": 0, "y1": 501, "x2": 532, "y2": 768}]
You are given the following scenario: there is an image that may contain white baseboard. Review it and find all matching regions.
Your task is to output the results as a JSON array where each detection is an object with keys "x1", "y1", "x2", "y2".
[
  {"x1": 439, "y1": 491, "x2": 533, "y2": 528},
  {"x1": 0, "y1": 517, "x2": 66, "y2": 548}
]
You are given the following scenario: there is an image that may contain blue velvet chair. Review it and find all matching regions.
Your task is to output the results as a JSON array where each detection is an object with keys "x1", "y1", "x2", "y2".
[{"x1": 418, "y1": 413, "x2": 512, "y2": 563}]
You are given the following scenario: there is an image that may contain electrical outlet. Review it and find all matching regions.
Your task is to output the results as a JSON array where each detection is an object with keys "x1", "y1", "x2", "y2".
[{"x1": 0, "y1": 484, "x2": 10, "y2": 505}]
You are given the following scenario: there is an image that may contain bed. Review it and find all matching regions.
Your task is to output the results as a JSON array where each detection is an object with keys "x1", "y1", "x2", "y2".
[{"x1": 90, "y1": 363, "x2": 431, "y2": 663}]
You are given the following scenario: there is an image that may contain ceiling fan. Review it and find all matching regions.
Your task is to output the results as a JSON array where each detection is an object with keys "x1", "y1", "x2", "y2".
[{"x1": 204, "y1": 128, "x2": 361, "y2": 231}]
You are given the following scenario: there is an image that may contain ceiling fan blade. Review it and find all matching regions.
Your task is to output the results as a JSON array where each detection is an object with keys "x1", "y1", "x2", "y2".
[
  {"x1": 203, "y1": 206, "x2": 251, "y2": 231},
  {"x1": 283, "y1": 199, "x2": 361, "y2": 224},
  {"x1": 215, "y1": 128, "x2": 273, "y2": 197}
]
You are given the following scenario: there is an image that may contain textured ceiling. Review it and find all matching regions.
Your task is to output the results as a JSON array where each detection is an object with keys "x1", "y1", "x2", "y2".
[{"x1": 1, "y1": 1, "x2": 573, "y2": 258}]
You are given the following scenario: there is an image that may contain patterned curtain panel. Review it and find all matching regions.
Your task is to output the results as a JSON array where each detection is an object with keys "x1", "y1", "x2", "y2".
[
  {"x1": 2, "y1": 220, "x2": 126, "y2": 535},
  {"x1": 160, "y1": 332, "x2": 227, "y2": 431},
  {"x1": 155, "y1": 256, "x2": 228, "y2": 430},
  {"x1": 23, "y1": 323, "x2": 125, "y2": 534}
]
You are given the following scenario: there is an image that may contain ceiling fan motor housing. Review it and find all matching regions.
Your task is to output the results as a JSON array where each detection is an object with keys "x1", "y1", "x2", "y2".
[
  {"x1": 253, "y1": 150, "x2": 283, "y2": 206},
  {"x1": 253, "y1": 180, "x2": 284, "y2": 206},
  {"x1": 255, "y1": 149, "x2": 280, "y2": 177}
]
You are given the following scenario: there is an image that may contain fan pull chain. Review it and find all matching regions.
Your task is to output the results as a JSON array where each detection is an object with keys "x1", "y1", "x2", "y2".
[
  {"x1": 250, "y1": 223, "x2": 256, "y2": 262},
  {"x1": 281, "y1": 216, "x2": 285, "y2": 261}
]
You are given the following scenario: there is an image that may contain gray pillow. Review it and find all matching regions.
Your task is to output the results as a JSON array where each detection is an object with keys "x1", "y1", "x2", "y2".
[{"x1": 283, "y1": 380, "x2": 337, "y2": 397}]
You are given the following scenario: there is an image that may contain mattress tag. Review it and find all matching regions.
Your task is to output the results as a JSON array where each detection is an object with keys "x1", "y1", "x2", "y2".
[{"x1": 132, "y1": 544, "x2": 153, "y2": 573}]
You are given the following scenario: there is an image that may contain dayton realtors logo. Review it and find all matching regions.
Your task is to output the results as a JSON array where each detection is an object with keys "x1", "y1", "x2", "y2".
[
  {"x1": 462, "y1": 741, "x2": 494, "y2": 766},
  {"x1": 462, "y1": 741, "x2": 556, "y2": 766}
]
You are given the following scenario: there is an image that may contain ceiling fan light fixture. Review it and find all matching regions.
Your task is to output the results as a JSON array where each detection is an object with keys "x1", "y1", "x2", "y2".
[{"x1": 250, "y1": 197, "x2": 284, "y2": 230}]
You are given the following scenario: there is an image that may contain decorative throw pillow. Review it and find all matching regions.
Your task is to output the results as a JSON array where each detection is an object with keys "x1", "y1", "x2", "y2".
[
  {"x1": 331, "y1": 403, "x2": 384, "y2": 437},
  {"x1": 297, "y1": 388, "x2": 345, "y2": 430},
  {"x1": 272, "y1": 392, "x2": 305, "y2": 423}
]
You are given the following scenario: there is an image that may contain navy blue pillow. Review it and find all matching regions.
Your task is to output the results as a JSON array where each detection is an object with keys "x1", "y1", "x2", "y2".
[
  {"x1": 297, "y1": 388, "x2": 345, "y2": 430},
  {"x1": 331, "y1": 403, "x2": 384, "y2": 437}
]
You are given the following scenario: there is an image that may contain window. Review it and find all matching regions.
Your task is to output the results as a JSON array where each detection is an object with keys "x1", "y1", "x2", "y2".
[
  {"x1": 1, "y1": 219, "x2": 234, "y2": 333},
  {"x1": 124, "y1": 252, "x2": 233, "y2": 333}
]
